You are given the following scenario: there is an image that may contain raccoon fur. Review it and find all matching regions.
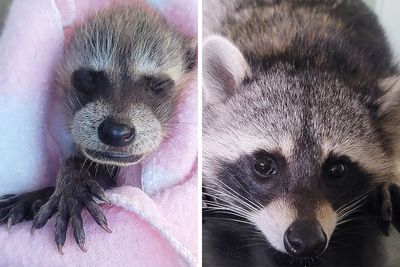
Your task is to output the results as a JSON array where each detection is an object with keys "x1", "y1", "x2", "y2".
[
  {"x1": 0, "y1": 5, "x2": 195, "y2": 254},
  {"x1": 202, "y1": 0, "x2": 400, "y2": 266}
]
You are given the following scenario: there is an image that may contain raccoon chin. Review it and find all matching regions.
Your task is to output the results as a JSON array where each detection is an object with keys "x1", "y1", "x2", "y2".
[
  {"x1": 277, "y1": 251, "x2": 321, "y2": 267},
  {"x1": 82, "y1": 148, "x2": 144, "y2": 166}
]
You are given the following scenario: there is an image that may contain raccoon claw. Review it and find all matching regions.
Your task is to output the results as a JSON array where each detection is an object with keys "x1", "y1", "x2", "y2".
[
  {"x1": 79, "y1": 243, "x2": 88, "y2": 253},
  {"x1": 57, "y1": 244, "x2": 64, "y2": 255},
  {"x1": 34, "y1": 180, "x2": 110, "y2": 253},
  {"x1": 30, "y1": 225, "x2": 36, "y2": 235},
  {"x1": 6, "y1": 206, "x2": 25, "y2": 230},
  {"x1": 52, "y1": 195, "x2": 87, "y2": 254},
  {"x1": 85, "y1": 180, "x2": 111, "y2": 204},
  {"x1": 33, "y1": 194, "x2": 60, "y2": 230}
]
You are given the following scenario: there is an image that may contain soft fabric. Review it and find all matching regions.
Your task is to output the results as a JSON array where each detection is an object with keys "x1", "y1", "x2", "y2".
[{"x1": 0, "y1": 0, "x2": 197, "y2": 266}]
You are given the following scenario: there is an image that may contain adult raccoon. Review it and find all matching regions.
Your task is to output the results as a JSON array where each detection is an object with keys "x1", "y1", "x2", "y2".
[{"x1": 202, "y1": 0, "x2": 400, "y2": 266}]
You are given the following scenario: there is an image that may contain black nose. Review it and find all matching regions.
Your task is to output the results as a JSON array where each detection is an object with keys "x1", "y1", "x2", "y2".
[
  {"x1": 98, "y1": 118, "x2": 135, "y2": 147},
  {"x1": 284, "y1": 219, "x2": 327, "y2": 257}
]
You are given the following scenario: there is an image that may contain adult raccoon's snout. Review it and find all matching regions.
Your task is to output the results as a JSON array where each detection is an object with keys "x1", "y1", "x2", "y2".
[
  {"x1": 250, "y1": 198, "x2": 336, "y2": 257},
  {"x1": 284, "y1": 219, "x2": 327, "y2": 257},
  {"x1": 98, "y1": 117, "x2": 135, "y2": 147}
]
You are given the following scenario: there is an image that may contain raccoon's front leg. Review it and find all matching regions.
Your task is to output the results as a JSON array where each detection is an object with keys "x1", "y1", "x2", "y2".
[
  {"x1": 0, "y1": 187, "x2": 54, "y2": 227},
  {"x1": 32, "y1": 156, "x2": 112, "y2": 254}
]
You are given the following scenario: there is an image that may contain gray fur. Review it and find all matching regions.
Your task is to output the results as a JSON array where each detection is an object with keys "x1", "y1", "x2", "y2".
[
  {"x1": 56, "y1": 6, "x2": 195, "y2": 165},
  {"x1": 203, "y1": 0, "x2": 400, "y2": 262}
]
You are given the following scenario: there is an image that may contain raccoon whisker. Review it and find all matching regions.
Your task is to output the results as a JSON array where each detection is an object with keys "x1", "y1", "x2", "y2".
[
  {"x1": 336, "y1": 217, "x2": 367, "y2": 226},
  {"x1": 247, "y1": 233, "x2": 269, "y2": 241},
  {"x1": 336, "y1": 202, "x2": 366, "y2": 223},
  {"x1": 95, "y1": 163, "x2": 100, "y2": 176},
  {"x1": 166, "y1": 121, "x2": 196, "y2": 126},
  {"x1": 162, "y1": 128, "x2": 191, "y2": 141},
  {"x1": 163, "y1": 130, "x2": 192, "y2": 142},
  {"x1": 205, "y1": 215, "x2": 257, "y2": 227},
  {"x1": 331, "y1": 190, "x2": 352, "y2": 206},
  {"x1": 87, "y1": 160, "x2": 95, "y2": 174},
  {"x1": 336, "y1": 191, "x2": 369, "y2": 214},
  {"x1": 106, "y1": 165, "x2": 113, "y2": 177},
  {"x1": 203, "y1": 203, "x2": 262, "y2": 225},
  {"x1": 203, "y1": 186, "x2": 260, "y2": 213},
  {"x1": 204, "y1": 211, "x2": 258, "y2": 227},
  {"x1": 228, "y1": 174, "x2": 264, "y2": 209},
  {"x1": 336, "y1": 201, "x2": 365, "y2": 221},
  {"x1": 235, "y1": 240, "x2": 272, "y2": 250},
  {"x1": 336, "y1": 192, "x2": 369, "y2": 217},
  {"x1": 203, "y1": 199, "x2": 256, "y2": 218},
  {"x1": 336, "y1": 200, "x2": 366, "y2": 222},
  {"x1": 205, "y1": 180, "x2": 263, "y2": 211},
  {"x1": 161, "y1": 136, "x2": 179, "y2": 147},
  {"x1": 237, "y1": 242, "x2": 267, "y2": 248},
  {"x1": 331, "y1": 181, "x2": 373, "y2": 208},
  {"x1": 80, "y1": 158, "x2": 89, "y2": 175},
  {"x1": 204, "y1": 184, "x2": 254, "y2": 209},
  {"x1": 204, "y1": 204, "x2": 252, "y2": 216}
]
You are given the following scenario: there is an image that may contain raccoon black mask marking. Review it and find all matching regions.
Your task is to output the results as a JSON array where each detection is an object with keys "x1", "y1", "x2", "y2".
[{"x1": 203, "y1": 0, "x2": 400, "y2": 266}]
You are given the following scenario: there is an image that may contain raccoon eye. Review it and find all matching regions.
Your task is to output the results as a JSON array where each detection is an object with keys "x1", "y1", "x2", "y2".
[
  {"x1": 253, "y1": 153, "x2": 278, "y2": 177},
  {"x1": 72, "y1": 68, "x2": 104, "y2": 94},
  {"x1": 325, "y1": 161, "x2": 347, "y2": 180},
  {"x1": 147, "y1": 76, "x2": 174, "y2": 95}
]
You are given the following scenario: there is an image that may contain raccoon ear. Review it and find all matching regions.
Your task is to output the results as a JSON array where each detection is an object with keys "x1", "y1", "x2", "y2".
[
  {"x1": 203, "y1": 35, "x2": 251, "y2": 105},
  {"x1": 183, "y1": 38, "x2": 197, "y2": 72},
  {"x1": 377, "y1": 75, "x2": 400, "y2": 115},
  {"x1": 375, "y1": 183, "x2": 400, "y2": 235}
]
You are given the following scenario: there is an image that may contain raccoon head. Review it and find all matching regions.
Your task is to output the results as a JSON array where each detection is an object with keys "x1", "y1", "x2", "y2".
[
  {"x1": 56, "y1": 7, "x2": 196, "y2": 166},
  {"x1": 203, "y1": 36, "x2": 400, "y2": 259}
]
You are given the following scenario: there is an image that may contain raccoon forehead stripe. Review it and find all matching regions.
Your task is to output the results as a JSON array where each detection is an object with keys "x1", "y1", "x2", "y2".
[{"x1": 203, "y1": 133, "x2": 294, "y2": 163}]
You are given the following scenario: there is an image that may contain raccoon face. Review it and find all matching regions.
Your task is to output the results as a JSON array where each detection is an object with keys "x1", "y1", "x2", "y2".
[
  {"x1": 207, "y1": 151, "x2": 372, "y2": 258},
  {"x1": 56, "y1": 7, "x2": 195, "y2": 166},
  {"x1": 203, "y1": 36, "x2": 398, "y2": 258}
]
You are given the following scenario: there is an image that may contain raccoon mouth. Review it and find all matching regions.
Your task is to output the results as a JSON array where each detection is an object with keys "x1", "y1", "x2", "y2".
[{"x1": 83, "y1": 149, "x2": 143, "y2": 165}]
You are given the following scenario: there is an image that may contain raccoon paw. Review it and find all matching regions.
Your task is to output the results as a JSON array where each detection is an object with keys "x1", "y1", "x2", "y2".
[
  {"x1": 375, "y1": 183, "x2": 400, "y2": 235},
  {"x1": 0, "y1": 187, "x2": 54, "y2": 228},
  {"x1": 32, "y1": 180, "x2": 111, "y2": 255}
]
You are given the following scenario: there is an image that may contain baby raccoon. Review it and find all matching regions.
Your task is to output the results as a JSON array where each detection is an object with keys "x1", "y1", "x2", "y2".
[
  {"x1": 203, "y1": 0, "x2": 400, "y2": 266},
  {"x1": 0, "y1": 6, "x2": 195, "y2": 254}
]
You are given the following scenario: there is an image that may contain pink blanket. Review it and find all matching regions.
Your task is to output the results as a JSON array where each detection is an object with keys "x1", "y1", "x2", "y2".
[{"x1": 0, "y1": 0, "x2": 198, "y2": 266}]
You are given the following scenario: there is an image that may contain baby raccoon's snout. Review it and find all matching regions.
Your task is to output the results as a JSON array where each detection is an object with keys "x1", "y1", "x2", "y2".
[
  {"x1": 72, "y1": 100, "x2": 163, "y2": 166},
  {"x1": 284, "y1": 219, "x2": 327, "y2": 257},
  {"x1": 98, "y1": 117, "x2": 135, "y2": 147}
]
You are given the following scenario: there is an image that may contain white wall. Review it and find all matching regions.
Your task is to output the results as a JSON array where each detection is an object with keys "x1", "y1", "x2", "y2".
[{"x1": 372, "y1": 0, "x2": 400, "y2": 61}]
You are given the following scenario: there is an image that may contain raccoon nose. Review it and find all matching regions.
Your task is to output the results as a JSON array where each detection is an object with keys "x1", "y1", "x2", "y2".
[
  {"x1": 284, "y1": 219, "x2": 327, "y2": 257},
  {"x1": 98, "y1": 118, "x2": 135, "y2": 147}
]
